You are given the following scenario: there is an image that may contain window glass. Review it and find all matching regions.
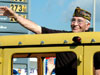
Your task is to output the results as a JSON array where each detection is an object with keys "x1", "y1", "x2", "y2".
[
  {"x1": 13, "y1": 58, "x2": 37, "y2": 75},
  {"x1": 43, "y1": 57, "x2": 56, "y2": 75}
]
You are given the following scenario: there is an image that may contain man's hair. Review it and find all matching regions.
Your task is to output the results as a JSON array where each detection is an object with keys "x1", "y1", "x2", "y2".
[{"x1": 86, "y1": 20, "x2": 90, "y2": 24}]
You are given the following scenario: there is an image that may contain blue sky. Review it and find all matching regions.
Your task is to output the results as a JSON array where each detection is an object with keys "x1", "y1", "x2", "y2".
[{"x1": 30, "y1": 0, "x2": 100, "y2": 32}]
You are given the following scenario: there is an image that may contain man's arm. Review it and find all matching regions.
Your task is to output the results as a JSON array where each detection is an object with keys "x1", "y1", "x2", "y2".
[{"x1": 0, "y1": 6, "x2": 42, "y2": 34}]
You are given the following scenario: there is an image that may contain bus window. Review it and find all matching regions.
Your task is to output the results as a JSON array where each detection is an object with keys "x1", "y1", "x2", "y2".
[
  {"x1": 12, "y1": 52, "x2": 77, "y2": 75},
  {"x1": 43, "y1": 57, "x2": 56, "y2": 75},
  {"x1": 13, "y1": 58, "x2": 38, "y2": 75},
  {"x1": 94, "y1": 52, "x2": 100, "y2": 74}
]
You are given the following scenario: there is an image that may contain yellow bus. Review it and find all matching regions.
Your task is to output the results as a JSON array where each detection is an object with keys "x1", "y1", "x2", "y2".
[{"x1": 0, "y1": 32, "x2": 99, "y2": 75}]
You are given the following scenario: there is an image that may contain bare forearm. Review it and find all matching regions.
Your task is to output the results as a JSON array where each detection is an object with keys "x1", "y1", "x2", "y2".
[{"x1": 14, "y1": 13, "x2": 42, "y2": 34}]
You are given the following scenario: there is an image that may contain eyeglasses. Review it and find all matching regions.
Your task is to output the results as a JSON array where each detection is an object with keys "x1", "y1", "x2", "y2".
[{"x1": 71, "y1": 18, "x2": 85, "y2": 24}]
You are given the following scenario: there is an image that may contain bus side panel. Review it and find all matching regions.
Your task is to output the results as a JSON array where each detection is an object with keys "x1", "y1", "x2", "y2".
[{"x1": 0, "y1": 49, "x2": 3, "y2": 75}]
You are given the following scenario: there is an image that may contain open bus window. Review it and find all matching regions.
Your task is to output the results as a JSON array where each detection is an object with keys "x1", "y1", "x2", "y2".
[
  {"x1": 94, "y1": 52, "x2": 100, "y2": 74},
  {"x1": 13, "y1": 58, "x2": 38, "y2": 75},
  {"x1": 12, "y1": 52, "x2": 77, "y2": 75}
]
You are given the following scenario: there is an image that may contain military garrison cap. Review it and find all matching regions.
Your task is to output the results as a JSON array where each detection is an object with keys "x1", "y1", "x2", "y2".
[{"x1": 73, "y1": 7, "x2": 91, "y2": 21}]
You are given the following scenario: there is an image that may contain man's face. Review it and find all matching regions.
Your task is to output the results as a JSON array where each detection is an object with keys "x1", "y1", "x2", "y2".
[{"x1": 71, "y1": 17, "x2": 90, "y2": 32}]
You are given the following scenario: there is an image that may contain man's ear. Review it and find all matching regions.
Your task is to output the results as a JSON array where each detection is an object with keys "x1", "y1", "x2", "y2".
[{"x1": 85, "y1": 23, "x2": 90, "y2": 30}]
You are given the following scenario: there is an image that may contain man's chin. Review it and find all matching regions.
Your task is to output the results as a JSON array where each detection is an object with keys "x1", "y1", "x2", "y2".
[{"x1": 72, "y1": 30, "x2": 80, "y2": 33}]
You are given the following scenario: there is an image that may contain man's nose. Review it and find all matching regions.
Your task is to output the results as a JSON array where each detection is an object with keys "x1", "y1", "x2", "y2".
[{"x1": 74, "y1": 21, "x2": 78, "y2": 26}]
